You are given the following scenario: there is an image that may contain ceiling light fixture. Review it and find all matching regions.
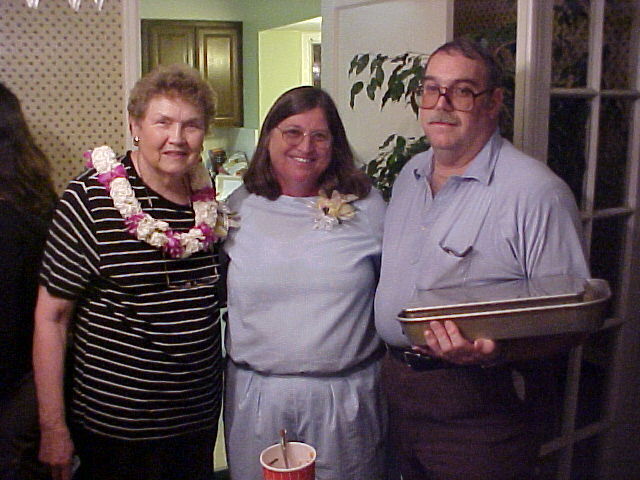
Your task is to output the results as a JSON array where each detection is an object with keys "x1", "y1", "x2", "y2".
[{"x1": 25, "y1": 0, "x2": 105, "y2": 11}]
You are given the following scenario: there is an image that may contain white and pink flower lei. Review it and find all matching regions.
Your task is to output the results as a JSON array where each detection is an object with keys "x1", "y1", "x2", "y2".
[{"x1": 86, "y1": 145, "x2": 237, "y2": 259}]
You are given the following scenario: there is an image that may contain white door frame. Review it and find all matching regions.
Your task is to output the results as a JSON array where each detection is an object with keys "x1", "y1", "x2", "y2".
[{"x1": 122, "y1": 0, "x2": 141, "y2": 148}]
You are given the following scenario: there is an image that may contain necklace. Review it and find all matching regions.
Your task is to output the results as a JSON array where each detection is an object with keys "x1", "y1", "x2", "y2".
[{"x1": 86, "y1": 145, "x2": 237, "y2": 259}]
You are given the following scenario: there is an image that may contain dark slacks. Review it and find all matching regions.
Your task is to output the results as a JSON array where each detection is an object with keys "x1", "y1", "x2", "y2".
[
  {"x1": 0, "y1": 373, "x2": 50, "y2": 480},
  {"x1": 72, "y1": 425, "x2": 217, "y2": 480},
  {"x1": 381, "y1": 351, "x2": 541, "y2": 480}
]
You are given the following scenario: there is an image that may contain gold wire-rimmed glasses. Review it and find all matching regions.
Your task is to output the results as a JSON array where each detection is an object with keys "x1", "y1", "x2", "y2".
[
  {"x1": 274, "y1": 126, "x2": 332, "y2": 148},
  {"x1": 162, "y1": 256, "x2": 220, "y2": 290},
  {"x1": 418, "y1": 83, "x2": 493, "y2": 112}
]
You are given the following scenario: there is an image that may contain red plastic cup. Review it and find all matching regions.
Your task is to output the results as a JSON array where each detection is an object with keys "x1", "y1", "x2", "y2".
[{"x1": 260, "y1": 441, "x2": 316, "y2": 480}]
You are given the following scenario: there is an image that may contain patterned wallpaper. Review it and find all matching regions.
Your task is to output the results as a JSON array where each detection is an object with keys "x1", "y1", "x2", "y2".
[
  {"x1": 454, "y1": 0, "x2": 517, "y2": 38},
  {"x1": 0, "y1": 0, "x2": 126, "y2": 193}
]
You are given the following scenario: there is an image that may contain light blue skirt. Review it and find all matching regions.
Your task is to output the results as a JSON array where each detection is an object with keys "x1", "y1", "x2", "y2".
[{"x1": 224, "y1": 359, "x2": 388, "y2": 480}]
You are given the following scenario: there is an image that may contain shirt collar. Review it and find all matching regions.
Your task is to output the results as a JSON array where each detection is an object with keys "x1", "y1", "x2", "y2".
[
  {"x1": 460, "y1": 130, "x2": 502, "y2": 185},
  {"x1": 413, "y1": 129, "x2": 502, "y2": 186}
]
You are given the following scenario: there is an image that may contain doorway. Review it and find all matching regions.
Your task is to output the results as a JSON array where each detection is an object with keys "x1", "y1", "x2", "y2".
[{"x1": 258, "y1": 17, "x2": 322, "y2": 124}]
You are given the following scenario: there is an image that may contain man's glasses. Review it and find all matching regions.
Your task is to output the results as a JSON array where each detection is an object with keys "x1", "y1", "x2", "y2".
[
  {"x1": 275, "y1": 126, "x2": 332, "y2": 148},
  {"x1": 418, "y1": 84, "x2": 493, "y2": 112}
]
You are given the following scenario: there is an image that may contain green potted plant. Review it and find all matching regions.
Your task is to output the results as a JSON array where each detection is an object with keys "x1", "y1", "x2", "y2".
[{"x1": 348, "y1": 52, "x2": 429, "y2": 200}]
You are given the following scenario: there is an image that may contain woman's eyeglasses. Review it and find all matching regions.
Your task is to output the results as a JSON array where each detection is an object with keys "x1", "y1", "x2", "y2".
[
  {"x1": 162, "y1": 253, "x2": 219, "y2": 290},
  {"x1": 164, "y1": 274, "x2": 219, "y2": 290},
  {"x1": 275, "y1": 126, "x2": 332, "y2": 148}
]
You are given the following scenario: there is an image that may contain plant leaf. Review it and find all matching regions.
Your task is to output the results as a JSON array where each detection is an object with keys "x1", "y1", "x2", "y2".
[
  {"x1": 355, "y1": 54, "x2": 370, "y2": 75},
  {"x1": 370, "y1": 56, "x2": 380, "y2": 75},
  {"x1": 348, "y1": 54, "x2": 360, "y2": 76},
  {"x1": 380, "y1": 134, "x2": 396, "y2": 149},
  {"x1": 370, "y1": 54, "x2": 388, "y2": 75},
  {"x1": 409, "y1": 94, "x2": 419, "y2": 116},
  {"x1": 390, "y1": 81, "x2": 404, "y2": 102},
  {"x1": 366, "y1": 82, "x2": 377, "y2": 101},
  {"x1": 349, "y1": 81, "x2": 364, "y2": 108},
  {"x1": 381, "y1": 89, "x2": 391, "y2": 109},
  {"x1": 375, "y1": 65, "x2": 385, "y2": 85},
  {"x1": 394, "y1": 135, "x2": 407, "y2": 151}
]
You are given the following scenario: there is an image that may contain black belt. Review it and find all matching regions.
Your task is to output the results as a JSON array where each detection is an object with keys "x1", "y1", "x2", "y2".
[{"x1": 386, "y1": 345, "x2": 465, "y2": 371}]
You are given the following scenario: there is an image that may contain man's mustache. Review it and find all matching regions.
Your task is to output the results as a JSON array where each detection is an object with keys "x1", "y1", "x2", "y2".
[{"x1": 425, "y1": 112, "x2": 460, "y2": 125}]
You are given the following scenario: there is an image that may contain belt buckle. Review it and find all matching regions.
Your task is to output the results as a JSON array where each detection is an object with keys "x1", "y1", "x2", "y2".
[{"x1": 402, "y1": 350, "x2": 428, "y2": 369}]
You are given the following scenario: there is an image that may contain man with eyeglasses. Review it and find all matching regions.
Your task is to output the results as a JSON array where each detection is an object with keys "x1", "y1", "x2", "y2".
[{"x1": 375, "y1": 39, "x2": 589, "y2": 479}]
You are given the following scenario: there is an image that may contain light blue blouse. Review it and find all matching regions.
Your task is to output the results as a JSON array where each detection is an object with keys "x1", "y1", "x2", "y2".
[
  {"x1": 224, "y1": 186, "x2": 386, "y2": 374},
  {"x1": 375, "y1": 132, "x2": 590, "y2": 347}
]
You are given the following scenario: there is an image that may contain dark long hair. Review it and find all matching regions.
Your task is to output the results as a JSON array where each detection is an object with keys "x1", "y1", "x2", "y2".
[
  {"x1": 0, "y1": 83, "x2": 57, "y2": 219},
  {"x1": 243, "y1": 86, "x2": 371, "y2": 200}
]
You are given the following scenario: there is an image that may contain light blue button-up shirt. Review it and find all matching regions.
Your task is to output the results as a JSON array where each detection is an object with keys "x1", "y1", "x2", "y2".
[{"x1": 375, "y1": 131, "x2": 590, "y2": 347}]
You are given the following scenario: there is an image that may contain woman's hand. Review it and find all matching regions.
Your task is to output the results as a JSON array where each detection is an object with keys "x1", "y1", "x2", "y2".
[
  {"x1": 39, "y1": 424, "x2": 75, "y2": 480},
  {"x1": 414, "y1": 320, "x2": 500, "y2": 366}
]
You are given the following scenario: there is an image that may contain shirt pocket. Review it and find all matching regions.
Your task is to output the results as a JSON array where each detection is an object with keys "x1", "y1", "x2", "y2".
[{"x1": 416, "y1": 186, "x2": 493, "y2": 290}]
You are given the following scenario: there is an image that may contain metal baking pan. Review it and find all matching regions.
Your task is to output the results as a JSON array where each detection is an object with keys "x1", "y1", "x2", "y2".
[{"x1": 397, "y1": 276, "x2": 610, "y2": 343}]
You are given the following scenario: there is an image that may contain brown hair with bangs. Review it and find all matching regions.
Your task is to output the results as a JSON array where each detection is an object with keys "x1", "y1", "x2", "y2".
[
  {"x1": 243, "y1": 86, "x2": 371, "y2": 200},
  {"x1": 127, "y1": 64, "x2": 217, "y2": 133}
]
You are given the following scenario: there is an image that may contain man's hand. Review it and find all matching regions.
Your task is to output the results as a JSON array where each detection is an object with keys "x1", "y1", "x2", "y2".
[
  {"x1": 39, "y1": 425, "x2": 75, "y2": 480},
  {"x1": 414, "y1": 320, "x2": 500, "y2": 366}
]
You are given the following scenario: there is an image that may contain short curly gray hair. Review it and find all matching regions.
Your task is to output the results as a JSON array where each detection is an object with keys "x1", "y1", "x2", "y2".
[{"x1": 127, "y1": 64, "x2": 217, "y2": 133}]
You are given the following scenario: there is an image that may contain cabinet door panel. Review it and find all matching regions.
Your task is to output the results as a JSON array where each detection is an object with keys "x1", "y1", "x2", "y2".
[
  {"x1": 144, "y1": 25, "x2": 195, "y2": 72},
  {"x1": 199, "y1": 27, "x2": 242, "y2": 127}
]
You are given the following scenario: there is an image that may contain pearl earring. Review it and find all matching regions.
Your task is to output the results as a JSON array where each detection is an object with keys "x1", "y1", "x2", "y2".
[{"x1": 133, "y1": 136, "x2": 140, "y2": 146}]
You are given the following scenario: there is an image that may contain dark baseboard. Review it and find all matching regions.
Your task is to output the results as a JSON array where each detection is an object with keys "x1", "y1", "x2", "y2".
[{"x1": 213, "y1": 469, "x2": 230, "y2": 480}]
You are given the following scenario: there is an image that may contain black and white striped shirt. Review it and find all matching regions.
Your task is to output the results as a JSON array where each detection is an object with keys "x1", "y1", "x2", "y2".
[{"x1": 39, "y1": 152, "x2": 223, "y2": 440}]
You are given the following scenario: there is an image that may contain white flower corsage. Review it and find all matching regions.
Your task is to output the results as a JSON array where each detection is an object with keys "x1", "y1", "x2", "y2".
[{"x1": 311, "y1": 189, "x2": 358, "y2": 231}]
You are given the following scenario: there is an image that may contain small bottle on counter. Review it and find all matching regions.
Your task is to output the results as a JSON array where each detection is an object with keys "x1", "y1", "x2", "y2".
[{"x1": 211, "y1": 148, "x2": 227, "y2": 174}]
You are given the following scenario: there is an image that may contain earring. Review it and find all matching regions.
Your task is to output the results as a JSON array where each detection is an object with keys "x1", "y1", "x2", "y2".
[{"x1": 133, "y1": 136, "x2": 140, "y2": 146}]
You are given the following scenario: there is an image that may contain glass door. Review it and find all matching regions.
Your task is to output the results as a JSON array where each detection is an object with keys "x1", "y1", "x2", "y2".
[
  {"x1": 454, "y1": 1, "x2": 640, "y2": 478},
  {"x1": 544, "y1": 2, "x2": 640, "y2": 478}
]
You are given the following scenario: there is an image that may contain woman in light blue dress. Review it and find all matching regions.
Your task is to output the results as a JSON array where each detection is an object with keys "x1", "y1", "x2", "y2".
[{"x1": 223, "y1": 86, "x2": 388, "y2": 480}]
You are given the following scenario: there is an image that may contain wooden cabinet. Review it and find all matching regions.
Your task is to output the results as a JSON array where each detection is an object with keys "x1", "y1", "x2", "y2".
[{"x1": 142, "y1": 20, "x2": 243, "y2": 127}]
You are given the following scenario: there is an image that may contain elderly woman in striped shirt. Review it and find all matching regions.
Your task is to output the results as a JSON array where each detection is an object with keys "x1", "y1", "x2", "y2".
[{"x1": 33, "y1": 64, "x2": 232, "y2": 480}]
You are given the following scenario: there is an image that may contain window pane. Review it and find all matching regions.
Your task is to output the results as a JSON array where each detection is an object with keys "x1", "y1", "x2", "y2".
[
  {"x1": 576, "y1": 330, "x2": 616, "y2": 428},
  {"x1": 548, "y1": 97, "x2": 590, "y2": 207},
  {"x1": 590, "y1": 215, "x2": 627, "y2": 317},
  {"x1": 531, "y1": 355, "x2": 570, "y2": 442},
  {"x1": 571, "y1": 435, "x2": 601, "y2": 479},
  {"x1": 602, "y1": 0, "x2": 639, "y2": 89},
  {"x1": 453, "y1": 0, "x2": 517, "y2": 141},
  {"x1": 537, "y1": 451, "x2": 561, "y2": 479},
  {"x1": 552, "y1": 0, "x2": 590, "y2": 88},
  {"x1": 594, "y1": 97, "x2": 632, "y2": 209}
]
